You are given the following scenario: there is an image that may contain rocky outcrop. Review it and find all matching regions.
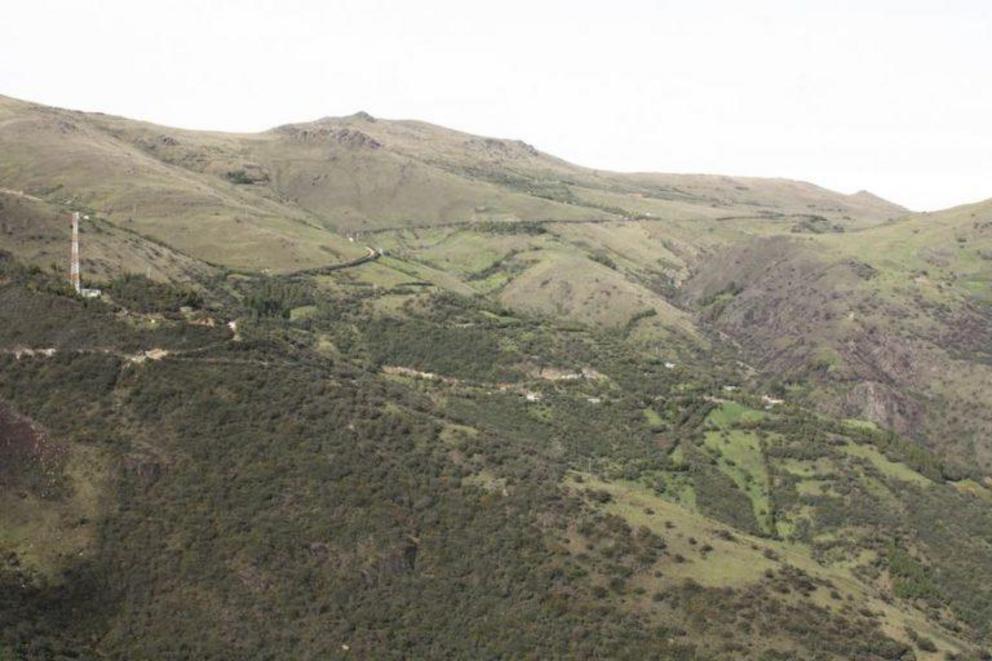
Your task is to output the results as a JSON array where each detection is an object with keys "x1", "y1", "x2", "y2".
[
  {"x1": 0, "y1": 402, "x2": 65, "y2": 494},
  {"x1": 684, "y1": 235, "x2": 990, "y2": 462},
  {"x1": 277, "y1": 125, "x2": 382, "y2": 149},
  {"x1": 464, "y1": 137, "x2": 539, "y2": 159},
  {"x1": 841, "y1": 381, "x2": 923, "y2": 436}
]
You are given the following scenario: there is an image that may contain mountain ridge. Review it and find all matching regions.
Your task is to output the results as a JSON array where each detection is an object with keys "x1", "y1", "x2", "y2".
[
  {"x1": 2, "y1": 93, "x2": 992, "y2": 659},
  {"x1": 1, "y1": 93, "x2": 907, "y2": 218}
]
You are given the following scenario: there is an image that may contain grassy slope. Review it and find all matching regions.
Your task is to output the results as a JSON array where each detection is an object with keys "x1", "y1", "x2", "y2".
[
  {"x1": 569, "y1": 474, "x2": 967, "y2": 659},
  {"x1": 685, "y1": 200, "x2": 992, "y2": 467},
  {"x1": 1, "y1": 93, "x2": 906, "y2": 269},
  {"x1": 0, "y1": 191, "x2": 215, "y2": 283},
  {"x1": 497, "y1": 250, "x2": 695, "y2": 334},
  {"x1": 0, "y1": 96, "x2": 365, "y2": 272},
  {"x1": 0, "y1": 93, "x2": 919, "y2": 346},
  {"x1": 2, "y1": 93, "x2": 988, "y2": 460}
]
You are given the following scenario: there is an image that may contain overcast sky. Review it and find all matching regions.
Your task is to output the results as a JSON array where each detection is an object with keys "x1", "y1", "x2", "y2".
[{"x1": 2, "y1": 0, "x2": 990, "y2": 211}]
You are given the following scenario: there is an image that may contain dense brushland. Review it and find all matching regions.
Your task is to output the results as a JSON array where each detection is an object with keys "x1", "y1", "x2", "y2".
[{"x1": 1, "y1": 95, "x2": 991, "y2": 659}]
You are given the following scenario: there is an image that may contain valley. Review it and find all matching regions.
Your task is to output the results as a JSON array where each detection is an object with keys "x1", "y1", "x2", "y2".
[{"x1": 1, "y1": 95, "x2": 990, "y2": 659}]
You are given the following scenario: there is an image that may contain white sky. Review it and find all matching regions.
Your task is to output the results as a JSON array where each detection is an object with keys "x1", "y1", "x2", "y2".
[{"x1": 2, "y1": 0, "x2": 990, "y2": 211}]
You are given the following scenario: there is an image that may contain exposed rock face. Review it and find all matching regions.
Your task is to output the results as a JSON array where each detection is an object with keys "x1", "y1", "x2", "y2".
[
  {"x1": 464, "y1": 137, "x2": 539, "y2": 158},
  {"x1": 940, "y1": 302, "x2": 992, "y2": 359},
  {"x1": 277, "y1": 125, "x2": 382, "y2": 149},
  {"x1": 136, "y1": 134, "x2": 180, "y2": 150},
  {"x1": 841, "y1": 381, "x2": 923, "y2": 435},
  {"x1": 684, "y1": 236, "x2": 992, "y2": 463},
  {"x1": 0, "y1": 402, "x2": 64, "y2": 492},
  {"x1": 331, "y1": 128, "x2": 382, "y2": 149}
]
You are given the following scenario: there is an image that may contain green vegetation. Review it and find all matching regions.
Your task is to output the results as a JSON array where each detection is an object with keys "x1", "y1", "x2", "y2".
[
  {"x1": 475, "y1": 220, "x2": 547, "y2": 235},
  {"x1": 365, "y1": 315, "x2": 507, "y2": 381},
  {"x1": 888, "y1": 546, "x2": 940, "y2": 601},
  {"x1": 2, "y1": 256, "x2": 989, "y2": 658},
  {"x1": 106, "y1": 273, "x2": 202, "y2": 314},
  {"x1": 2, "y1": 94, "x2": 992, "y2": 658},
  {"x1": 244, "y1": 279, "x2": 314, "y2": 318},
  {"x1": 224, "y1": 169, "x2": 255, "y2": 184},
  {"x1": 706, "y1": 401, "x2": 765, "y2": 428},
  {"x1": 840, "y1": 441, "x2": 932, "y2": 486}
]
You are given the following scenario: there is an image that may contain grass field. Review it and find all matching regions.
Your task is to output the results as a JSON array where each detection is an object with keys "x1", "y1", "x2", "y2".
[
  {"x1": 568, "y1": 473, "x2": 967, "y2": 659},
  {"x1": 0, "y1": 443, "x2": 109, "y2": 580},
  {"x1": 840, "y1": 442, "x2": 933, "y2": 487}
]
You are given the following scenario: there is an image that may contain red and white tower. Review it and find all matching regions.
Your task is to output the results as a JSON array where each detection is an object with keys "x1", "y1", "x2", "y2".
[{"x1": 69, "y1": 212, "x2": 81, "y2": 293}]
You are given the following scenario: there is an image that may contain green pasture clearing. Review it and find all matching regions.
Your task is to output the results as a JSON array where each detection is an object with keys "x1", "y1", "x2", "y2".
[{"x1": 841, "y1": 442, "x2": 932, "y2": 487}]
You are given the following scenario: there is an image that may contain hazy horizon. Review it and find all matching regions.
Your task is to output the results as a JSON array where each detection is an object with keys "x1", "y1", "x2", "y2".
[{"x1": 2, "y1": 0, "x2": 989, "y2": 211}]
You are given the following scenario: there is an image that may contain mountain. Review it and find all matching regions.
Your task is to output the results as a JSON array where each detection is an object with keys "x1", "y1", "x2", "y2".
[
  {"x1": 0, "y1": 94, "x2": 904, "y2": 269},
  {"x1": 0, "y1": 93, "x2": 911, "y2": 344},
  {"x1": 1, "y1": 95, "x2": 990, "y2": 659}
]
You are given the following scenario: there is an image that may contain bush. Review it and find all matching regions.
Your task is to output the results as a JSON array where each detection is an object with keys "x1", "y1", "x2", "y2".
[
  {"x1": 107, "y1": 273, "x2": 202, "y2": 314},
  {"x1": 225, "y1": 169, "x2": 254, "y2": 184}
]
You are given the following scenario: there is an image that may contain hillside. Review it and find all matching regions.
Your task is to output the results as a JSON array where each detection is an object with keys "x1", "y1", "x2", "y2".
[
  {"x1": 685, "y1": 199, "x2": 992, "y2": 467},
  {"x1": 1, "y1": 255, "x2": 990, "y2": 659},
  {"x1": 0, "y1": 93, "x2": 907, "y2": 344},
  {"x1": 1, "y1": 95, "x2": 990, "y2": 659},
  {"x1": 0, "y1": 93, "x2": 905, "y2": 267}
]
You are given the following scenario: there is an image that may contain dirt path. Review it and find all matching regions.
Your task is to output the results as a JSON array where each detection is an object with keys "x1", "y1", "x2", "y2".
[
  {"x1": 0, "y1": 187, "x2": 45, "y2": 203},
  {"x1": 349, "y1": 213, "x2": 797, "y2": 237},
  {"x1": 288, "y1": 246, "x2": 381, "y2": 277}
]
